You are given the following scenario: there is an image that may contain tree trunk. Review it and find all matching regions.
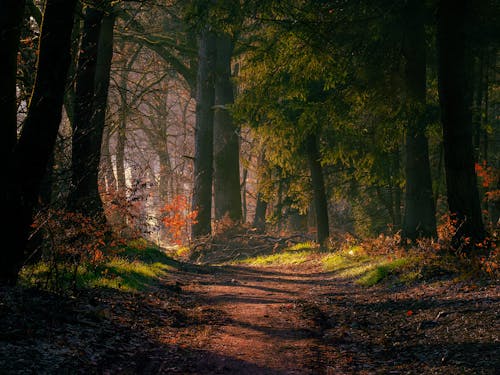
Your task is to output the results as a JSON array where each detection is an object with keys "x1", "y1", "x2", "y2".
[
  {"x1": 213, "y1": 33, "x2": 242, "y2": 223},
  {"x1": 0, "y1": 1, "x2": 25, "y2": 163},
  {"x1": 437, "y1": 0, "x2": 485, "y2": 243},
  {"x1": 253, "y1": 193, "x2": 268, "y2": 231},
  {"x1": 305, "y1": 134, "x2": 329, "y2": 245},
  {"x1": 392, "y1": 147, "x2": 402, "y2": 228},
  {"x1": 101, "y1": 124, "x2": 116, "y2": 195},
  {"x1": 253, "y1": 151, "x2": 268, "y2": 231},
  {"x1": 116, "y1": 72, "x2": 128, "y2": 195},
  {"x1": 92, "y1": 9, "x2": 115, "y2": 192},
  {"x1": 1, "y1": 0, "x2": 77, "y2": 284},
  {"x1": 68, "y1": 6, "x2": 105, "y2": 218},
  {"x1": 191, "y1": 28, "x2": 216, "y2": 237},
  {"x1": 402, "y1": 0, "x2": 437, "y2": 240}
]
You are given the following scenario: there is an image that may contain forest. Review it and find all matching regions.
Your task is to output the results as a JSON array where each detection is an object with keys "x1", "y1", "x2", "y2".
[{"x1": 0, "y1": 0, "x2": 499, "y2": 374}]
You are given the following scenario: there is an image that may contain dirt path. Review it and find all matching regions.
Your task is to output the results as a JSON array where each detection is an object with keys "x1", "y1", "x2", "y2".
[
  {"x1": 172, "y1": 263, "x2": 499, "y2": 374},
  {"x1": 1, "y1": 261, "x2": 498, "y2": 374}
]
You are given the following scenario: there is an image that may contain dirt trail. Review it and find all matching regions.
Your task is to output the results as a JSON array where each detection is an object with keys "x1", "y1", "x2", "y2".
[
  {"x1": 183, "y1": 266, "x2": 336, "y2": 374},
  {"x1": 173, "y1": 263, "x2": 499, "y2": 374},
  {"x1": 1, "y1": 261, "x2": 498, "y2": 374}
]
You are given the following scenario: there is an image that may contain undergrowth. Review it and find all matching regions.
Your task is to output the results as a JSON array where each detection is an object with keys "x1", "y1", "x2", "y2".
[{"x1": 21, "y1": 239, "x2": 178, "y2": 293}]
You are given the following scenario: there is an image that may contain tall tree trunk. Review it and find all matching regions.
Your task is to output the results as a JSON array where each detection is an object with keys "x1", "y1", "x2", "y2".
[
  {"x1": 1, "y1": 0, "x2": 77, "y2": 284},
  {"x1": 68, "y1": 6, "x2": 105, "y2": 218},
  {"x1": 437, "y1": 0, "x2": 485, "y2": 243},
  {"x1": 191, "y1": 28, "x2": 216, "y2": 237},
  {"x1": 101, "y1": 124, "x2": 116, "y2": 195},
  {"x1": 402, "y1": 0, "x2": 437, "y2": 240},
  {"x1": 305, "y1": 134, "x2": 329, "y2": 245},
  {"x1": 92, "y1": 9, "x2": 115, "y2": 186},
  {"x1": 0, "y1": 1, "x2": 25, "y2": 163},
  {"x1": 213, "y1": 33, "x2": 242, "y2": 222}
]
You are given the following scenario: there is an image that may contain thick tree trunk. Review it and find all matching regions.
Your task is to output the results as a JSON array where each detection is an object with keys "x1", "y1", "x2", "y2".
[
  {"x1": 191, "y1": 28, "x2": 216, "y2": 237},
  {"x1": 437, "y1": 0, "x2": 485, "y2": 243},
  {"x1": 213, "y1": 33, "x2": 242, "y2": 222},
  {"x1": 1, "y1": 0, "x2": 77, "y2": 284},
  {"x1": 402, "y1": 0, "x2": 437, "y2": 240},
  {"x1": 305, "y1": 134, "x2": 329, "y2": 245},
  {"x1": 0, "y1": 1, "x2": 25, "y2": 162},
  {"x1": 68, "y1": 7, "x2": 105, "y2": 218}
]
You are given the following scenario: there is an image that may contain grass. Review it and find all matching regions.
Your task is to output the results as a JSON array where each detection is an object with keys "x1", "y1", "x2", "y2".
[
  {"x1": 20, "y1": 240, "x2": 179, "y2": 293},
  {"x1": 235, "y1": 242, "x2": 318, "y2": 266},
  {"x1": 321, "y1": 246, "x2": 425, "y2": 286}
]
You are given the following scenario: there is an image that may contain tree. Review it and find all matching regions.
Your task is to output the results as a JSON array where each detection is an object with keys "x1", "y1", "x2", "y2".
[
  {"x1": 191, "y1": 28, "x2": 217, "y2": 237},
  {"x1": 402, "y1": 0, "x2": 437, "y2": 240},
  {"x1": 437, "y1": 0, "x2": 485, "y2": 244},
  {"x1": 213, "y1": 33, "x2": 242, "y2": 222},
  {"x1": 69, "y1": 6, "x2": 106, "y2": 218},
  {"x1": 1, "y1": 0, "x2": 78, "y2": 284},
  {"x1": 0, "y1": 0, "x2": 25, "y2": 166}
]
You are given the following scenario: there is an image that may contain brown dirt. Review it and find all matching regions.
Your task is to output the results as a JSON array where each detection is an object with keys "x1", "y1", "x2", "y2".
[{"x1": 1, "y1": 260, "x2": 499, "y2": 374}]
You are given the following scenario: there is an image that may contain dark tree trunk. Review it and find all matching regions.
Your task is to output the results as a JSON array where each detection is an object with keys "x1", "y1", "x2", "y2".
[
  {"x1": 402, "y1": 0, "x2": 437, "y2": 240},
  {"x1": 213, "y1": 33, "x2": 242, "y2": 222},
  {"x1": 191, "y1": 28, "x2": 216, "y2": 237},
  {"x1": 1, "y1": 0, "x2": 77, "y2": 284},
  {"x1": 0, "y1": 1, "x2": 25, "y2": 163},
  {"x1": 437, "y1": 0, "x2": 485, "y2": 243},
  {"x1": 392, "y1": 147, "x2": 402, "y2": 228},
  {"x1": 304, "y1": 134, "x2": 329, "y2": 245},
  {"x1": 253, "y1": 193, "x2": 268, "y2": 231},
  {"x1": 253, "y1": 151, "x2": 268, "y2": 231},
  {"x1": 68, "y1": 7, "x2": 105, "y2": 218}
]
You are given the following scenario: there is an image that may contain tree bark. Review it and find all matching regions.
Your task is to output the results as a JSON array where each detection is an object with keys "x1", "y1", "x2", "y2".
[
  {"x1": 213, "y1": 33, "x2": 242, "y2": 223},
  {"x1": 305, "y1": 134, "x2": 329, "y2": 245},
  {"x1": 0, "y1": 0, "x2": 25, "y2": 163},
  {"x1": 402, "y1": 0, "x2": 437, "y2": 240},
  {"x1": 101, "y1": 123, "x2": 116, "y2": 195},
  {"x1": 68, "y1": 6, "x2": 105, "y2": 218},
  {"x1": 437, "y1": 0, "x2": 485, "y2": 243},
  {"x1": 1, "y1": 0, "x2": 77, "y2": 284},
  {"x1": 191, "y1": 28, "x2": 216, "y2": 237}
]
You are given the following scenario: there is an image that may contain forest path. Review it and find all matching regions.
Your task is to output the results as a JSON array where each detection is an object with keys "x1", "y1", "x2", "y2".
[
  {"x1": 1, "y1": 258, "x2": 498, "y2": 374},
  {"x1": 167, "y1": 261, "x2": 499, "y2": 374},
  {"x1": 180, "y1": 264, "x2": 339, "y2": 374}
]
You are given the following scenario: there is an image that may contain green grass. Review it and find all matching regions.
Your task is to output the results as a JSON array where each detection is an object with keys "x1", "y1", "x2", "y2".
[
  {"x1": 237, "y1": 250, "x2": 312, "y2": 266},
  {"x1": 320, "y1": 246, "x2": 423, "y2": 286},
  {"x1": 234, "y1": 241, "x2": 318, "y2": 266},
  {"x1": 20, "y1": 241, "x2": 179, "y2": 293}
]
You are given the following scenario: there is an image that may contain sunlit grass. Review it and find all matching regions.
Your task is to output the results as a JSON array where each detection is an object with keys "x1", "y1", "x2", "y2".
[
  {"x1": 320, "y1": 245, "x2": 424, "y2": 286},
  {"x1": 287, "y1": 241, "x2": 318, "y2": 251},
  {"x1": 20, "y1": 241, "x2": 178, "y2": 293},
  {"x1": 238, "y1": 250, "x2": 311, "y2": 266}
]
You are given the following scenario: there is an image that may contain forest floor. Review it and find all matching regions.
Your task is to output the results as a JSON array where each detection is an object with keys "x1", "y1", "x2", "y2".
[{"x1": 1, "y1": 251, "x2": 499, "y2": 374}]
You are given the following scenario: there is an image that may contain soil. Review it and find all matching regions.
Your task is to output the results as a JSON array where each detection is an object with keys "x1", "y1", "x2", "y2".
[{"x1": 1, "y1": 259, "x2": 498, "y2": 374}]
